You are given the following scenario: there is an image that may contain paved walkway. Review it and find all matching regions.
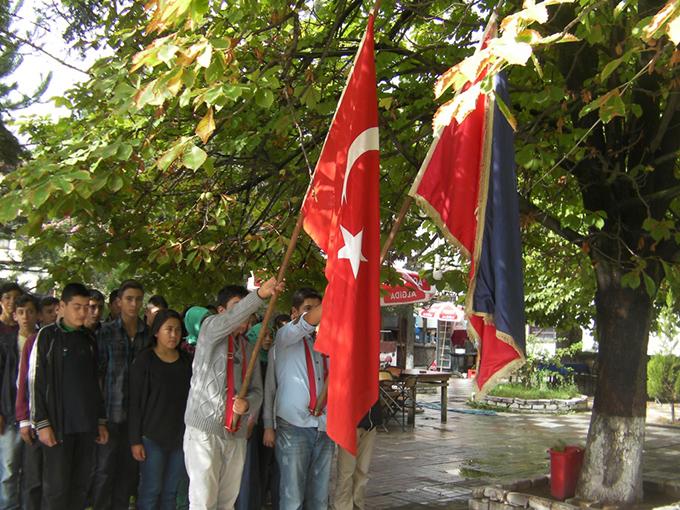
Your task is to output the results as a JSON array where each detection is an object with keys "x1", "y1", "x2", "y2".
[{"x1": 361, "y1": 379, "x2": 680, "y2": 509}]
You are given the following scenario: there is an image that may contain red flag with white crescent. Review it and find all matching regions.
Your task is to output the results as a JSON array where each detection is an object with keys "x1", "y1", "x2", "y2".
[{"x1": 301, "y1": 14, "x2": 380, "y2": 455}]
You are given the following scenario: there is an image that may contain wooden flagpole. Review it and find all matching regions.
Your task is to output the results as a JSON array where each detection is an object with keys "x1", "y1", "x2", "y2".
[
  {"x1": 233, "y1": 0, "x2": 385, "y2": 429},
  {"x1": 313, "y1": 7, "x2": 500, "y2": 418},
  {"x1": 231, "y1": 213, "x2": 306, "y2": 429}
]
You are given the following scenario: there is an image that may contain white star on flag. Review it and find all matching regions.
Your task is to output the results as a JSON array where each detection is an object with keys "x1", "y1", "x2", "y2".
[{"x1": 337, "y1": 226, "x2": 367, "y2": 278}]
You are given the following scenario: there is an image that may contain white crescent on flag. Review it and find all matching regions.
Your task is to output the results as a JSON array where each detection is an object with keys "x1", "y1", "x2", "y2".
[{"x1": 341, "y1": 126, "x2": 379, "y2": 204}]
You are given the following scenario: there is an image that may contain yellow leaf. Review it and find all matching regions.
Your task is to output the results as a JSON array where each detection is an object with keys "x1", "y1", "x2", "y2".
[
  {"x1": 176, "y1": 43, "x2": 204, "y2": 66},
  {"x1": 501, "y1": 4, "x2": 548, "y2": 34},
  {"x1": 434, "y1": 49, "x2": 491, "y2": 99},
  {"x1": 668, "y1": 11, "x2": 680, "y2": 45},
  {"x1": 166, "y1": 70, "x2": 184, "y2": 96},
  {"x1": 130, "y1": 47, "x2": 155, "y2": 73},
  {"x1": 197, "y1": 44, "x2": 213, "y2": 68},
  {"x1": 453, "y1": 84, "x2": 483, "y2": 124},
  {"x1": 432, "y1": 97, "x2": 457, "y2": 131},
  {"x1": 541, "y1": 0, "x2": 576, "y2": 5},
  {"x1": 489, "y1": 38, "x2": 533, "y2": 66},
  {"x1": 517, "y1": 28, "x2": 543, "y2": 44},
  {"x1": 434, "y1": 63, "x2": 463, "y2": 99},
  {"x1": 196, "y1": 107, "x2": 215, "y2": 144},
  {"x1": 433, "y1": 84, "x2": 482, "y2": 130},
  {"x1": 642, "y1": 0, "x2": 678, "y2": 41}
]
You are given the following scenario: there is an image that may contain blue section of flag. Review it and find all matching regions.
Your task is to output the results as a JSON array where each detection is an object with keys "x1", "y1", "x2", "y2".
[{"x1": 472, "y1": 72, "x2": 526, "y2": 352}]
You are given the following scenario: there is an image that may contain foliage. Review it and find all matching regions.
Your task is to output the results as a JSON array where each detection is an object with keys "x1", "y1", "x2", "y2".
[
  {"x1": 511, "y1": 337, "x2": 583, "y2": 393},
  {"x1": 0, "y1": 0, "x2": 672, "y2": 500},
  {"x1": 647, "y1": 354, "x2": 680, "y2": 419},
  {"x1": 1, "y1": 0, "x2": 511, "y2": 304},
  {"x1": 489, "y1": 382, "x2": 580, "y2": 399},
  {"x1": 0, "y1": 0, "x2": 673, "y2": 308},
  {"x1": 0, "y1": 0, "x2": 50, "y2": 169},
  {"x1": 652, "y1": 285, "x2": 680, "y2": 353}
]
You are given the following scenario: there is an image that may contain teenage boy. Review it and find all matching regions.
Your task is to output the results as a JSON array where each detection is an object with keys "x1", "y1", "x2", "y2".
[
  {"x1": 0, "y1": 283, "x2": 22, "y2": 335},
  {"x1": 331, "y1": 401, "x2": 382, "y2": 510},
  {"x1": 29, "y1": 283, "x2": 109, "y2": 510},
  {"x1": 15, "y1": 297, "x2": 42, "y2": 510},
  {"x1": 106, "y1": 290, "x2": 120, "y2": 322},
  {"x1": 263, "y1": 288, "x2": 330, "y2": 510},
  {"x1": 93, "y1": 279, "x2": 150, "y2": 510},
  {"x1": 145, "y1": 294, "x2": 168, "y2": 328},
  {"x1": 85, "y1": 290, "x2": 105, "y2": 333},
  {"x1": 37, "y1": 296, "x2": 59, "y2": 327},
  {"x1": 184, "y1": 278, "x2": 282, "y2": 510},
  {"x1": 0, "y1": 293, "x2": 36, "y2": 509}
]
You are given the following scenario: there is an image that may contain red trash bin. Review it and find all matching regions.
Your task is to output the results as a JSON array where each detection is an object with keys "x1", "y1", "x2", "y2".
[{"x1": 549, "y1": 446, "x2": 584, "y2": 500}]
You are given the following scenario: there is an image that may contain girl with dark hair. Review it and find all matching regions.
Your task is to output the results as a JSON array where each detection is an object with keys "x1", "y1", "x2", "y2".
[{"x1": 128, "y1": 309, "x2": 192, "y2": 510}]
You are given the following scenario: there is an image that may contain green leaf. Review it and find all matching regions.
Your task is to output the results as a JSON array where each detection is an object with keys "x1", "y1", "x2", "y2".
[
  {"x1": 116, "y1": 143, "x2": 133, "y2": 161},
  {"x1": 157, "y1": 140, "x2": 188, "y2": 171},
  {"x1": 90, "y1": 172, "x2": 109, "y2": 192},
  {"x1": 494, "y1": 92, "x2": 517, "y2": 131},
  {"x1": 255, "y1": 88, "x2": 274, "y2": 108},
  {"x1": 52, "y1": 96, "x2": 73, "y2": 109},
  {"x1": 614, "y1": 0, "x2": 636, "y2": 18},
  {"x1": 0, "y1": 196, "x2": 19, "y2": 222},
  {"x1": 643, "y1": 273, "x2": 657, "y2": 297},
  {"x1": 621, "y1": 271, "x2": 640, "y2": 289},
  {"x1": 30, "y1": 183, "x2": 52, "y2": 208},
  {"x1": 182, "y1": 145, "x2": 207, "y2": 170},
  {"x1": 108, "y1": 174, "x2": 124, "y2": 192},
  {"x1": 600, "y1": 57, "x2": 624, "y2": 82}
]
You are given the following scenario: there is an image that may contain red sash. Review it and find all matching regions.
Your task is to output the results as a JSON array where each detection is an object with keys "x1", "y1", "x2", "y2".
[
  {"x1": 304, "y1": 338, "x2": 328, "y2": 416},
  {"x1": 224, "y1": 335, "x2": 248, "y2": 433}
]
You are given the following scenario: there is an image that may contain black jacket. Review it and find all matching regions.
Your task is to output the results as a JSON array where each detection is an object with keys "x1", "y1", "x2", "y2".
[
  {"x1": 30, "y1": 321, "x2": 106, "y2": 440},
  {"x1": 0, "y1": 333, "x2": 19, "y2": 422},
  {"x1": 359, "y1": 399, "x2": 383, "y2": 430}
]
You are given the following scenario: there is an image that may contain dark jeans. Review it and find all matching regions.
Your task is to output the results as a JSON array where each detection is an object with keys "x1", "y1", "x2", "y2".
[
  {"x1": 137, "y1": 437, "x2": 186, "y2": 510},
  {"x1": 259, "y1": 427, "x2": 279, "y2": 510},
  {"x1": 42, "y1": 432, "x2": 96, "y2": 510},
  {"x1": 235, "y1": 432, "x2": 261, "y2": 510},
  {"x1": 22, "y1": 438, "x2": 42, "y2": 510},
  {"x1": 92, "y1": 422, "x2": 138, "y2": 510}
]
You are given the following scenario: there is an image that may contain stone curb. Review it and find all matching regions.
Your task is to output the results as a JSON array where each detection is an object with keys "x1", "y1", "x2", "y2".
[
  {"x1": 468, "y1": 476, "x2": 680, "y2": 510},
  {"x1": 480, "y1": 395, "x2": 589, "y2": 413}
]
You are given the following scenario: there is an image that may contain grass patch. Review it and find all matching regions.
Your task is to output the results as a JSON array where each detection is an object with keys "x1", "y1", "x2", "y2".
[{"x1": 488, "y1": 383, "x2": 580, "y2": 400}]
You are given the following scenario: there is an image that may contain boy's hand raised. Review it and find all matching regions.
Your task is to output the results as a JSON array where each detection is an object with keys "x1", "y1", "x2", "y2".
[{"x1": 256, "y1": 278, "x2": 285, "y2": 299}]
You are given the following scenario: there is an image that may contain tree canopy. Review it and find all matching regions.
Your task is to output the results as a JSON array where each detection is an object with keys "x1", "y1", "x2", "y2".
[{"x1": 0, "y1": 0, "x2": 678, "y2": 502}]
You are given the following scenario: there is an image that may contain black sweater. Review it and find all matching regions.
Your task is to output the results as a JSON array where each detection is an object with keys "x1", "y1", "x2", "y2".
[{"x1": 128, "y1": 348, "x2": 192, "y2": 450}]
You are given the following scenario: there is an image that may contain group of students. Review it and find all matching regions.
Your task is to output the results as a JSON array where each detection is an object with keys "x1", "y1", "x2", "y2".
[{"x1": 0, "y1": 278, "x2": 382, "y2": 510}]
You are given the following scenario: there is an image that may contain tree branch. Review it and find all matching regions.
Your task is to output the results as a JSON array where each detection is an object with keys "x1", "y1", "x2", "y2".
[{"x1": 519, "y1": 195, "x2": 583, "y2": 245}]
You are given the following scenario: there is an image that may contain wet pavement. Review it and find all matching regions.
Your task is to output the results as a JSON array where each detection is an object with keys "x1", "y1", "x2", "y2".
[{"x1": 360, "y1": 378, "x2": 680, "y2": 509}]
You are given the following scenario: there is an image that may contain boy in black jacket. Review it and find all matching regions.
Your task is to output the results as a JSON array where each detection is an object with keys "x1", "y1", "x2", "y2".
[{"x1": 29, "y1": 283, "x2": 109, "y2": 510}]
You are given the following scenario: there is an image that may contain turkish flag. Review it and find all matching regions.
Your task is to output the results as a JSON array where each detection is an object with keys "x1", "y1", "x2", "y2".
[{"x1": 301, "y1": 14, "x2": 380, "y2": 455}]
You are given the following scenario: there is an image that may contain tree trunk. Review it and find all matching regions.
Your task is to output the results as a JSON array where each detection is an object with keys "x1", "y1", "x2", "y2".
[
  {"x1": 671, "y1": 401, "x2": 675, "y2": 423},
  {"x1": 576, "y1": 261, "x2": 652, "y2": 504}
]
